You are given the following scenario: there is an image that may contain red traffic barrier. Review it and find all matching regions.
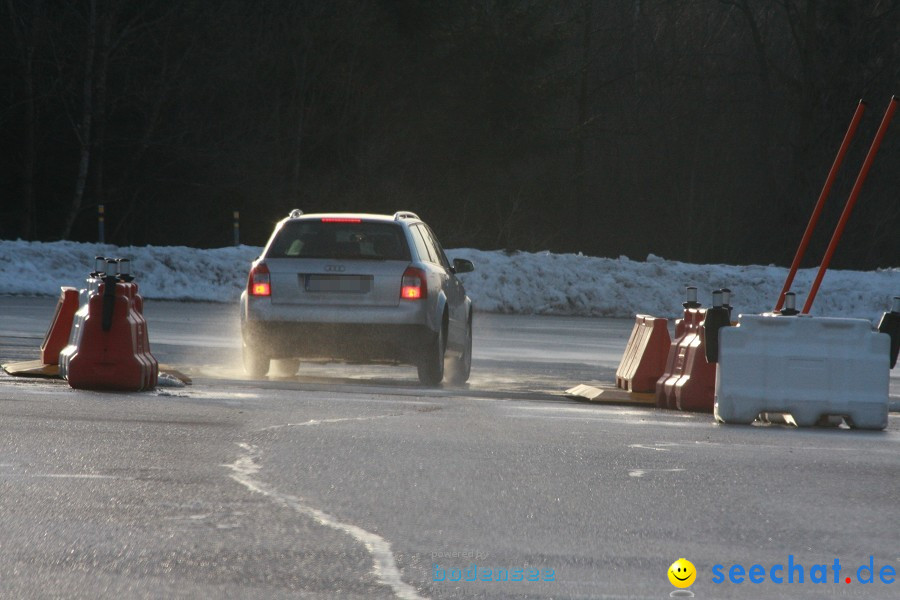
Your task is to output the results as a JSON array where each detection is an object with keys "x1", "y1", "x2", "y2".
[
  {"x1": 39, "y1": 287, "x2": 79, "y2": 365},
  {"x1": 59, "y1": 259, "x2": 113, "y2": 379},
  {"x1": 616, "y1": 315, "x2": 671, "y2": 392},
  {"x1": 656, "y1": 287, "x2": 700, "y2": 408},
  {"x1": 671, "y1": 314, "x2": 717, "y2": 413},
  {"x1": 654, "y1": 286, "x2": 718, "y2": 412},
  {"x1": 59, "y1": 259, "x2": 157, "y2": 391},
  {"x1": 128, "y1": 284, "x2": 158, "y2": 390},
  {"x1": 656, "y1": 307, "x2": 707, "y2": 409},
  {"x1": 655, "y1": 313, "x2": 688, "y2": 408}
]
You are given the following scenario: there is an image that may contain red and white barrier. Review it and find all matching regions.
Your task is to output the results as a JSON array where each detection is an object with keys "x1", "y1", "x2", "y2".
[
  {"x1": 616, "y1": 315, "x2": 671, "y2": 393},
  {"x1": 39, "y1": 287, "x2": 79, "y2": 365}
]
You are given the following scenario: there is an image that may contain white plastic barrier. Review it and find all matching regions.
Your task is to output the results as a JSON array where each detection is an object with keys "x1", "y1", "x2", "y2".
[{"x1": 714, "y1": 314, "x2": 890, "y2": 430}]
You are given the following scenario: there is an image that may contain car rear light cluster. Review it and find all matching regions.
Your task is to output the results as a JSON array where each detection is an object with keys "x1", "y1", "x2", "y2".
[
  {"x1": 401, "y1": 266, "x2": 427, "y2": 300},
  {"x1": 248, "y1": 262, "x2": 271, "y2": 296}
]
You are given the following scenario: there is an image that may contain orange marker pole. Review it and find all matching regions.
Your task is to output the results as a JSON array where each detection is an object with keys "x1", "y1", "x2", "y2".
[
  {"x1": 774, "y1": 100, "x2": 866, "y2": 311},
  {"x1": 803, "y1": 96, "x2": 898, "y2": 314}
]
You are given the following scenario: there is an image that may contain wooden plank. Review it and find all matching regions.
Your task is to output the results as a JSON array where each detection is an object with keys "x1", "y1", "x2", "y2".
[
  {"x1": 564, "y1": 383, "x2": 656, "y2": 406},
  {"x1": 1, "y1": 360, "x2": 58, "y2": 378}
]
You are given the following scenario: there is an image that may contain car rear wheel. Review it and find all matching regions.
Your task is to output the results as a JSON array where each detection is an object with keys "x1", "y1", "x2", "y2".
[
  {"x1": 417, "y1": 326, "x2": 445, "y2": 386},
  {"x1": 242, "y1": 344, "x2": 270, "y2": 378},
  {"x1": 270, "y1": 358, "x2": 300, "y2": 377},
  {"x1": 447, "y1": 319, "x2": 472, "y2": 385}
]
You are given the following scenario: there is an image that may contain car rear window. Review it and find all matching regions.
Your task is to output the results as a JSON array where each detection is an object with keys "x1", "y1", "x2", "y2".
[{"x1": 266, "y1": 220, "x2": 411, "y2": 261}]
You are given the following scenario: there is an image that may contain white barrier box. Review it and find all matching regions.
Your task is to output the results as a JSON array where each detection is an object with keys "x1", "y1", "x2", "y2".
[{"x1": 714, "y1": 314, "x2": 890, "y2": 430}]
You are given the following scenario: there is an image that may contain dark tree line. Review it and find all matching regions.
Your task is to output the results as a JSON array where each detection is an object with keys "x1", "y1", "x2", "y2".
[{"x1": 2, "y1": 0, "x2": 898, "y2": 268}]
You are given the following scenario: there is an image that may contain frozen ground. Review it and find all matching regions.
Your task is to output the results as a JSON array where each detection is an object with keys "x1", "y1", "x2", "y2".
[{"x1": 0, "y1": 239, "x2": 897, "y2": 323}]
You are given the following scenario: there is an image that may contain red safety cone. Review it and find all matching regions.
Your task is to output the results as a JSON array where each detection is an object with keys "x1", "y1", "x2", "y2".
[{"x1": 59, "y1": 258, "x2": 158, "y2": 391}]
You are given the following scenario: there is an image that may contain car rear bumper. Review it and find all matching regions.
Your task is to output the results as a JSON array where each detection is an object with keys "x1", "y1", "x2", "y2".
[
  {"x1": 243, "y1": 294, "x2": 432, "y2": 326},
  {"x1": 242, "y1": 321, "x2": 433, "y2": 364}
]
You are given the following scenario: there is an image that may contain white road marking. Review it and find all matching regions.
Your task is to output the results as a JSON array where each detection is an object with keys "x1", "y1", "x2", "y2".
[
  {"x1": 259, "y1": 415, "x2": 391, "y2": 432},
  {"x1": 29, "y1": 473, "x2": 119, "y2": 479},
  {"x1": 511, "y1": 405, "x2": 696, "y2": 418},
  {"x1": 165, "y1": 390, "x2": 261, "y2": 400},
  {"x1": 632, "y1": 439, "x2": 900, "y2": 452},
  {"x1": 509, "y1": 413, "x2": 711, "y2": 428},
  {"x1": 628, "y1": 468, "x2": 685, "y2": 478},
  {"x1": 227, "y1": 441, "x2": 427, "y2": 600},
  {"x1": 628, "y1": 444, "x2": 671, "y2": 452}
]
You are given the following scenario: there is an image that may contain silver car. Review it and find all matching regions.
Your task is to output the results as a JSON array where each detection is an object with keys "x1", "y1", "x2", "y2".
[{"x1": 239, "y1": 210, "x2": 474, "y2": 385}]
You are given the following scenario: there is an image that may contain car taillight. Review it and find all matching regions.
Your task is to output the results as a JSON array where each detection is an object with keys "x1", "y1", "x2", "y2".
[
  {"x1": 401, "y1": 266, "x2": 427, "y2": 300},
  {"x1": 321, "y1": 217, "x2": 362, "y2": 223},
  {"x1": 248, "y1": 263, "x2": 271, "y2": 297}
]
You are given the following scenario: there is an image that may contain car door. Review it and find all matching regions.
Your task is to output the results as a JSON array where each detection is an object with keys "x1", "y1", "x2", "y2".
[{"x1": 418, "y1": 224, "x2": 466, "y2": 349}]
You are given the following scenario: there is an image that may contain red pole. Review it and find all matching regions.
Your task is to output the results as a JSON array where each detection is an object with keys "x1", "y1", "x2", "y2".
[
  {"x1": 802, "y1": 96, "x2": 898, "y2": 314},
  {"x1": 774, "y1": 100, "x2": 866, "y2": 311}
]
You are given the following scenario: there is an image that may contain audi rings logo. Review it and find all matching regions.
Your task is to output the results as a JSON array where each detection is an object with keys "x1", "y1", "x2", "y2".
[{"x1": 324, "y1": 265, "x2": 346, "y2": 272}]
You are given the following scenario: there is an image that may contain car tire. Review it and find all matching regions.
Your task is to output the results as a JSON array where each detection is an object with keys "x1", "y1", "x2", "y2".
[
  {"x1": 271, "y1": 358, "x2": 300, "y2": 377},
  {"x1": 447, "y1": 318, "x2": 472, "y2": 385},
  {"x1": 417, "y1": 326, "x2": 445, "y2": 386},
  {"x1": 242, "y1": 344, "x2": 270, "y2": 378}
]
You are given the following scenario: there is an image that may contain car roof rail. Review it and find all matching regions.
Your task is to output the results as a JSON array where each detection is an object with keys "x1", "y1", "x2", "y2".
[
  {"x1": 393, "y1": 211, "x2": 419, "y2": 221},
  {"x1": 288, "y1": 209, "x2": 304, "y2": 218}
]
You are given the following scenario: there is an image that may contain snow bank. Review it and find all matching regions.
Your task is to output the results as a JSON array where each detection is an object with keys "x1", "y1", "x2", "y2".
[
  {"x1": 0, "y1": 240, "x2": 253, "y2": 304},
  {"x1": 450, "y1": 249, "x2": 899, "y2": 323},
  {"x1": 0, "y1": 240, "x2": 897, "y2": 323}
]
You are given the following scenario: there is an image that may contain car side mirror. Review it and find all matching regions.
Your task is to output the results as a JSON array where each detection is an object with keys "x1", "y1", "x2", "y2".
[{"x1": 452, "y1": 258, "x2": 475, "y2": 274}]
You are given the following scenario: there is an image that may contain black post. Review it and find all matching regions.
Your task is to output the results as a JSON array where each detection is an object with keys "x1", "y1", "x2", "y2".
[
  {"x1": 877, "y1": 297, "x2": 900, "y2": 369},
  {"x1": 101, "y1": 258, "x2": 118, "y2": 331},
  {"x1": 702, "y1": 289, "x2": 731, "y2": 364}
]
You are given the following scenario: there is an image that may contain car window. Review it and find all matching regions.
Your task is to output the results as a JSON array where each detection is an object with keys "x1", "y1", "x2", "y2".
[
  {"x1": 410, "y1": 225, "x2": 436, "y2": 264},
  {"x1": 267, "y1": 221, "x2": 410, "y2": 260},
  {"x1": 420, "y1": 224, "x2": 452, "y2": 271}
]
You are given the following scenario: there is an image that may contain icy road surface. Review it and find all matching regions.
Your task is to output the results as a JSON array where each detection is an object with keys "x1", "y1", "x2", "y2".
[
  {"x1": 0, "y1": 296, "x2": 639, "y2": 397},
  {"x1": 1, "y1": 296, "x2": 898, "y2": 599}
]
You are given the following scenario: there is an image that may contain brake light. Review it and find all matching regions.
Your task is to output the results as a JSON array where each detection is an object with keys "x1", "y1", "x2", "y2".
[
  {"x1": 321, "y1": 217, "x2": 362, "y2": 223},
  {"x1": 401, "y1": 266, "x2": 427, "y2": 300},
  {"x1": 248, "y1": 262, "x2": 271, "y2": 296}
]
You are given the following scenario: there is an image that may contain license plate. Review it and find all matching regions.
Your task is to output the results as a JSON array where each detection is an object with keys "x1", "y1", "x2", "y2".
[{"x1": 304, "y1": 274, "x2": 372, "y2": 293}]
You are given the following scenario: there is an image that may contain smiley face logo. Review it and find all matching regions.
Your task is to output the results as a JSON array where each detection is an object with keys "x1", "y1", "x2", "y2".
[{"x1": 668, "y1": 558, "x2": 696, "y2": 588}]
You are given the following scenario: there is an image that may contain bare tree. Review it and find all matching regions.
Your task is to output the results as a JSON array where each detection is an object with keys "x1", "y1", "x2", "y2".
[
  {"x1": 5, "y1": 0, "x2": 44, "y2": 239},
  {"x1": 60, "y1": 0, "x2": 98, "y2": 240}
]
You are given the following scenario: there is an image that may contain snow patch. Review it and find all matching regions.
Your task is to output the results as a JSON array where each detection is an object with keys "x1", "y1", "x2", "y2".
[{"x1": 0, "y1": 240, "x2": 896, "y2": 323}]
